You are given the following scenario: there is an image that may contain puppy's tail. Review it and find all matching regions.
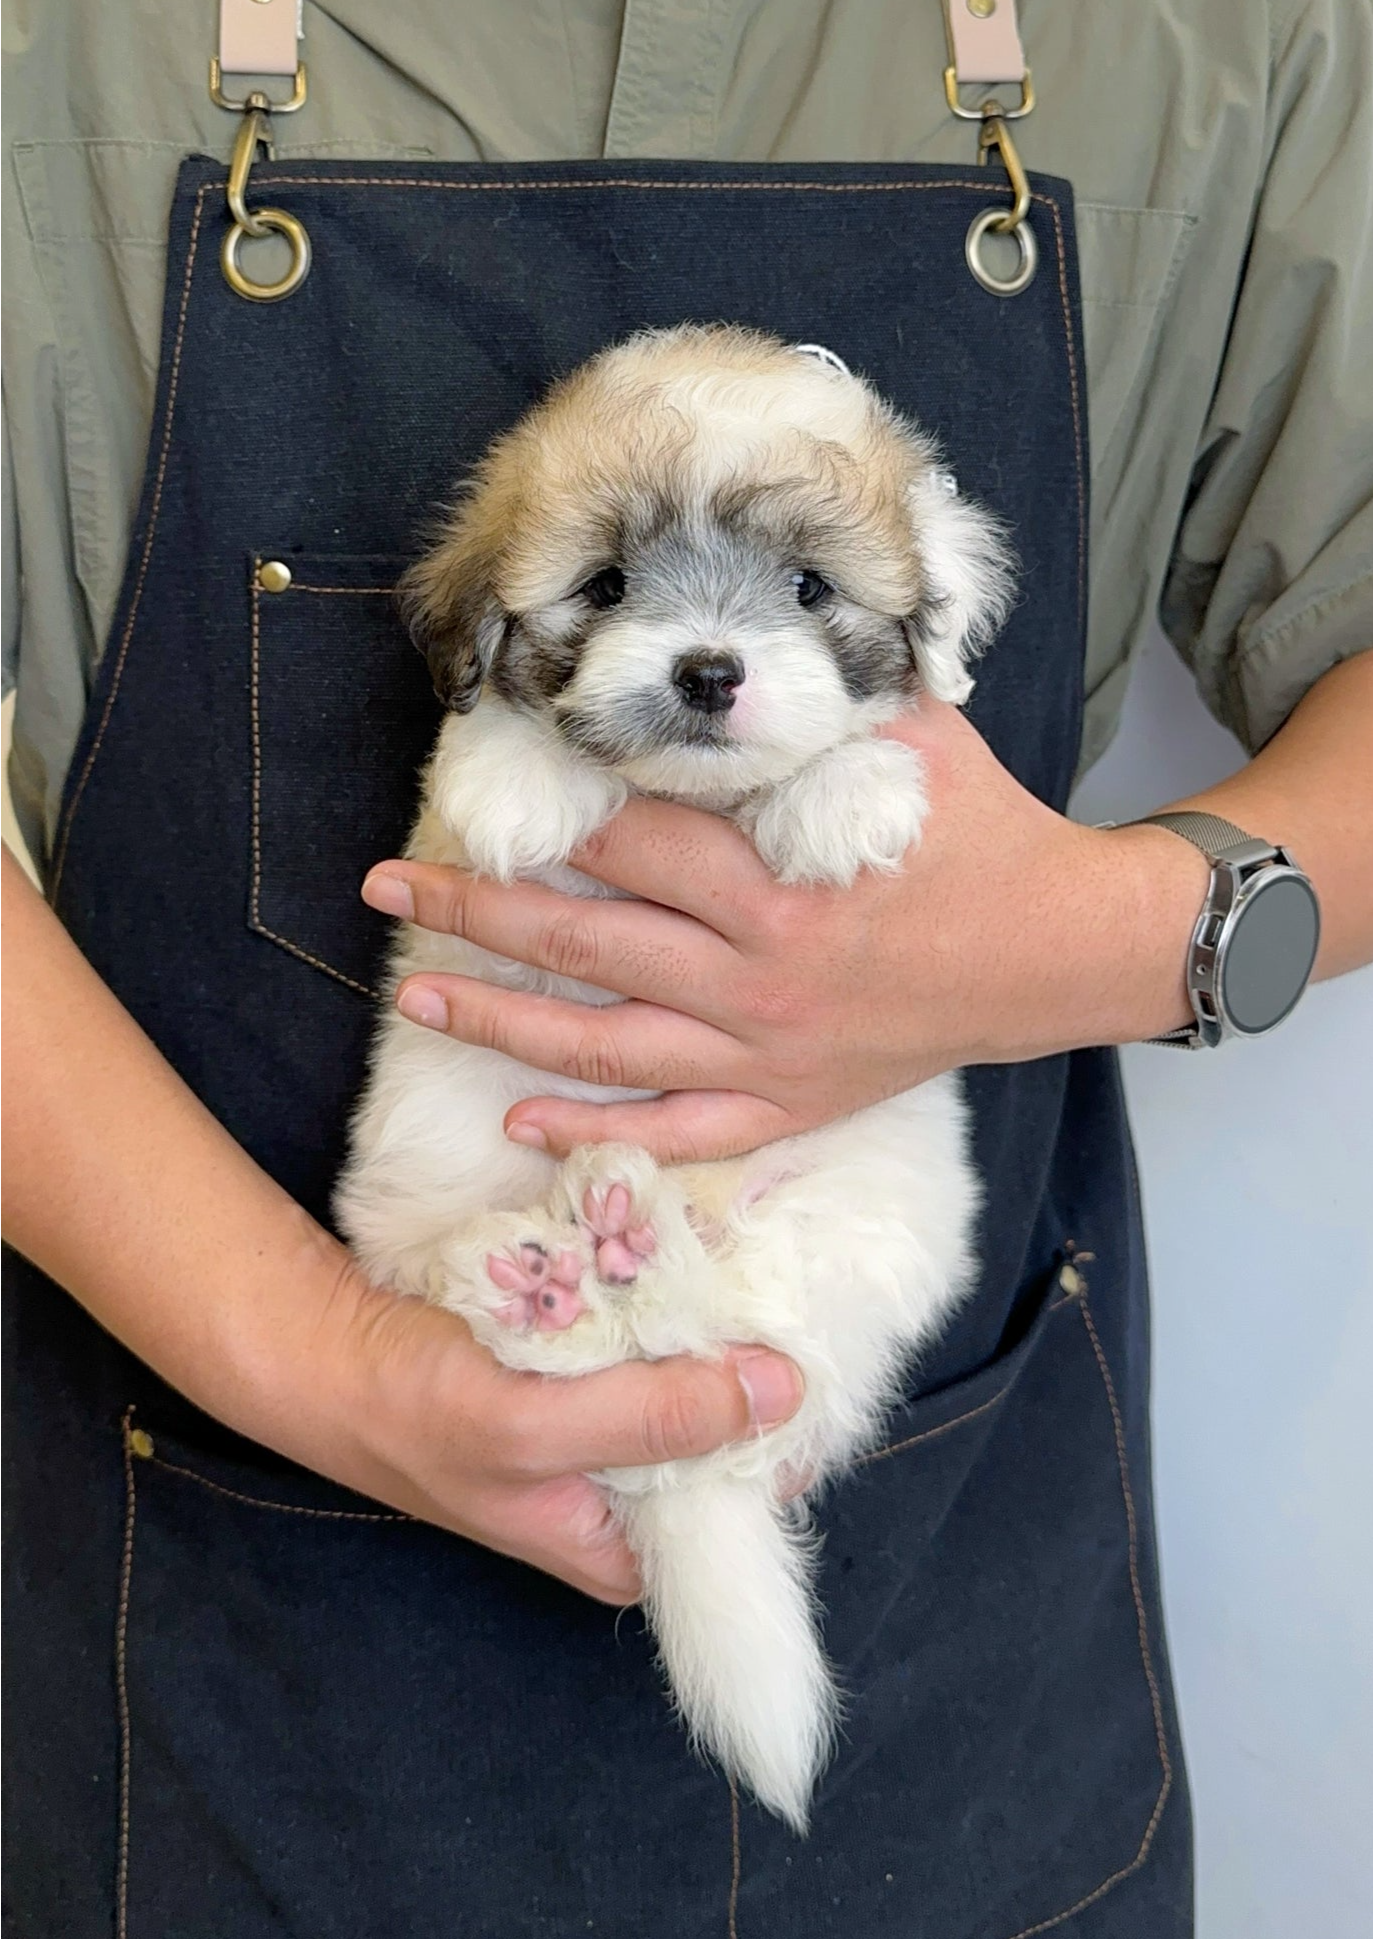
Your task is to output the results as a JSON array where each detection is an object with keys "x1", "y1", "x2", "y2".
[{"x1": 616, "y1": 1477, "x2": 837, "y2": 1832}]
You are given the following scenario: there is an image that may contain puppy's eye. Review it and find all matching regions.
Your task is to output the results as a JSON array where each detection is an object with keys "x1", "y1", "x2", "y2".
[
  {"x1": 579, "y1": 566, "x2": 626, "y2": 610},
  {"x1": 792, "y1": 570, "x2": 831, "y2": 608}
]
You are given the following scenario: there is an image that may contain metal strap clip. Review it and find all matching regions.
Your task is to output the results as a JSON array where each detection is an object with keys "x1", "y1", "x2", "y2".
[
  {"x1": 211, "y1": 2, "x2": 311, "y2": 302},
  {"x1": 218, "y1": 98, "x2": 312, "y2": 303},
  {"x1": 942, "y1": 0, "x2": 1038, "y2": 297}
]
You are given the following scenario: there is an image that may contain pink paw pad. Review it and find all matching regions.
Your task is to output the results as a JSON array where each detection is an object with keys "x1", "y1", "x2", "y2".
[
  {"x1": 582, "y1": 1184, "x2": 657, "y2": 1286},
  {"x1": 485, "y1": 1243, "x2": 587, "y2": 1332}
]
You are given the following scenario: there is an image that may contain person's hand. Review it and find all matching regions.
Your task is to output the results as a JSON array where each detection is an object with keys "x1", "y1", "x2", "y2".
[
  {"x1": 1, "y1": 845, "x2": 802, "y2": 1610},
  {"x1": 315, "y1": 1254, "x2": 803, "y2": 1604},
  {"x1": 363, "y1": 701, "x2": 1208, "y2": 1163}
]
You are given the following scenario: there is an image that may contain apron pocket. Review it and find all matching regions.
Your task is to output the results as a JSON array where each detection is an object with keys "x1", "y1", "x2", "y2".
[
  {"x1": 248, "y1": 552, "x2": 438, "y2": 996},
  {"x1": 114, "y1": 1414, "x2": 741, "y2": 1939},
  {"x1": 731, "y1": 1254, "x2": 1179, "y2": 1936}
]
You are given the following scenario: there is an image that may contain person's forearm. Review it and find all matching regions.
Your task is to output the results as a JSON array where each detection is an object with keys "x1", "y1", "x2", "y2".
[
  {"x1": 1154, "y1": 648, "x2": 1372, "y2": 981},
  {"x1": 1068, "y1": 648, "x2": 1373, "y2": 1057},
  {"x1": 1, "y1": 845, "x2": 365, "y2": 1457},
  {"x1": 362, "y1": 650, "x2": 1373, "y2": 1165},
  {"x1": 1, "y1": 845, "x2": 799, "y2": 1597}
]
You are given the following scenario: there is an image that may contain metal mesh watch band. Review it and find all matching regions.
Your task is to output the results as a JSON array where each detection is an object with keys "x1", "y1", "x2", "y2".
[{"x1": 1134, "y1": 810, "x2": 1262, "y2": 860}]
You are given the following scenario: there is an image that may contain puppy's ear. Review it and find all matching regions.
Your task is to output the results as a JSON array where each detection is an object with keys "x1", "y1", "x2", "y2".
[
  {"x1": 902, "y1": 466, "x2": 1016, "y2": 706},
  {"x1": 399, "y1": 521, "x2": 510, "y2": 714}
]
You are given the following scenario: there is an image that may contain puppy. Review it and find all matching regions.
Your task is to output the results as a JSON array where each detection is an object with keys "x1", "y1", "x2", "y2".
[{"x1": 336, "y1": 325, "x2": 1014, "y2": 1830}]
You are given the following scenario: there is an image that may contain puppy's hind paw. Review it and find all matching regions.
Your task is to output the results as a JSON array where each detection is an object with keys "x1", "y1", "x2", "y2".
[
  {"x1": 582, "y1": 1182, "x2": 658, "y2": 1286},
  {"x1": 430, "y1": 1209, "x2": 602, "y2": 1364},
  {"x1": 485, "y1": 1241, "x2": 588, "y2": 1332}
]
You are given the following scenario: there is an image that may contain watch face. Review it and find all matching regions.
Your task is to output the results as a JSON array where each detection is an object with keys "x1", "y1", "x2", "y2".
[{"x1": 1220, "y1": 871, "x2": 1321, "y2": 1035}]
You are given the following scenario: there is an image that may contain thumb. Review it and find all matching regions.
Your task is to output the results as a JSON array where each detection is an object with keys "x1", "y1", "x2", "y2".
[
  {"x1": 533, "y1": 1346, "x2": 804, "y2": 1472},
  {"x1": 505, "y1": 1089, "x2": 793, "y2": 1165}
]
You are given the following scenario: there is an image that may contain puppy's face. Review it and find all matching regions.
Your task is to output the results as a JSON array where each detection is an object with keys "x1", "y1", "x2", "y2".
[{"x1": 404, "y1": 327, "x2": 1012, "y2": 802}]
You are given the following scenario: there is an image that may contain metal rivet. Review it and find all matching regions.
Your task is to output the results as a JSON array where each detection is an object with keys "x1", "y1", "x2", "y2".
[
  {"x1": 129, "y1": 1428, "x2": 155, "y2": 1460},
  {"x1": 1058, "y1": 1263, "x2": 1083, "y2": 1297},
  {"x1": 257, "y1": 560, "x2": 292, "y2": 593},
  {"x1": 967, "y1": 0, "x2": 997, "y2": 18}
]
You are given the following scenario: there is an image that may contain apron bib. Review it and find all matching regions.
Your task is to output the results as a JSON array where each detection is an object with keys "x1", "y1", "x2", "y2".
[{"x1": 4, "y1": 157, "x2": 1192, "y2": 1937}]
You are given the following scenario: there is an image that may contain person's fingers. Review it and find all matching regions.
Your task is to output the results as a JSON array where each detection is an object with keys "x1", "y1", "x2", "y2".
[
  {"x1": 486, "y1": 1473, "x2": 644, "y2": 1604},
  {"x1": 570, "y1": 795, "x2": 778, "y2": 937},
  {"x1": 500, "y1": 1347, "x2": 803, "y2": 1476},
  {"x1": 362, "y1": 862, "x2": 737, "y2": 1008},
  {"x1": 391, "y1": 976, "x2": 744, "y2": 1094},
  {"x1": 504, "y1": 1088, "x2": 795, "y2": 1163}
]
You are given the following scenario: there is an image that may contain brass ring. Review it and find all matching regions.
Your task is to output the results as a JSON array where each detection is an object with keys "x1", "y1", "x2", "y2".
[
  {"x1": 964, "y1": 207, "x2": 1038, "y2": 298},
  {"x1": 221, "y1": 207, "x2": 312, "y2": 303}
]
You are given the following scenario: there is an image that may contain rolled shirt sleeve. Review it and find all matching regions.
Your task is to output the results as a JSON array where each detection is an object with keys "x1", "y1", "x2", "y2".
[{"x1": 1160, "y1": 0, "x2": 1373, "y2": 751}]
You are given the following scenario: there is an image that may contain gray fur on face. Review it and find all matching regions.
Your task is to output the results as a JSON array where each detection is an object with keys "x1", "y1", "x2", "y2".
[{"x1": 487, "y1": 500, "x2": 923, "y2": 759}]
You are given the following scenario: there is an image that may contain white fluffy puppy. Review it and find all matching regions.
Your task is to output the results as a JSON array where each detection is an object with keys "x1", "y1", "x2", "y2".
[{"x1": 336, "y1": 325, "x2": 1014, "y2": 1830}]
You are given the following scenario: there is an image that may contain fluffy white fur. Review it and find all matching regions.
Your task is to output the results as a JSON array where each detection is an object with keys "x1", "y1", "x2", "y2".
[{"x1": 336, "y1": 328, "x2": 1012, "y2": 1830}]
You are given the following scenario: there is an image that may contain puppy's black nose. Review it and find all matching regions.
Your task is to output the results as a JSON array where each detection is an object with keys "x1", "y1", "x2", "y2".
[{"x1": 673, "y1": 651, "x2": 744, "y2": 714}]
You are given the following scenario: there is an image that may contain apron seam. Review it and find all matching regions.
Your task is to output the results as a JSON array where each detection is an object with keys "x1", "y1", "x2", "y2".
[
  {"x1": 1040, "y1": 197, "x2": 1088, "y2": 643},
  {"x1": 284, "y1": 582, "x2": 399, "y2": 595},
  {"x1": 727, "y1": 1777, "x2": 742, "y2": 1939},
  {"x1": 857, "y1": 1284, "x2": 1082, "y2": 1465},
  {"x1": 856, "y1": 1381, "x2": 1012, "y2": 1466},
  {"x1": 50, "y1": 182, "x2": 209, "y2": 899},
  {"x1": 251, "y1": 174, "x2": 1042, "y2": 195},
  {"x1": 731, "y1": 1275, "x2": 1172, "y2": 1939},
  {"x1": 248, "y1": 561, "x2": 382, "y2": 1000},
  {"x1": 126, "y1": 1431, "x2": 409, "y2": 1523},
  {"x1": 115, "y1": 1409, "x2": 138, "y2": 1939},
  {"x1": 1002, "y1": 1285, "x2": 1174, "y2": 1939}
]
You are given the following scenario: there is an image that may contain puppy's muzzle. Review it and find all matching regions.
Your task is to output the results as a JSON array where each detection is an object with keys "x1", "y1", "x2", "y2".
[{"x1": 673, "y1": 650, "x2": 744, "y2": 715}]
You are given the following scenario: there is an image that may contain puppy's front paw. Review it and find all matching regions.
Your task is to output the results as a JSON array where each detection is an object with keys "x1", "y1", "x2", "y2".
[
  {"x1": 426, "y1": 706, "x2": 627, "y2": 879},
  {"x1": 742, "y1": 738, "x2": 928, "y2": 886}
]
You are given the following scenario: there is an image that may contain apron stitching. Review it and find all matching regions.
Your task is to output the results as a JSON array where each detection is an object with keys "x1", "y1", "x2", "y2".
[
  {"x1": 726, "y1": 1777, "x2": 742, "y2": 1939},
  {"x1": 1040, "y1": 197, "x2": 1088, "y2": 641},
  {"x1": 248, "y1": 562, "x2": 382, "y2": 999},
  {"x1": 999, "y1": 1291, "x2": 1174, "y2": 1939},
  {"x1": 855, "y1": 1383, "x2": 1010, "y2": 1466},
  {"x1": 285, "y1": 583, "x2": 398, "y2": 595},
  {"x1": 50, "y1": 183, "x2": 209, "y2": 899},
  {"x1": 252, "y1": 174, "x2": 1038, "y2": 197},
  {"x1": 139, "y1": 1445, "x2": 409, "y2": 1521},
  {"x1": 803, "y1": 1278, "x2": 1171, "y2": 1939},
  {"x1": 115, "y1": 1409, "x2": 139, "y2": 1939},
  {"x1": 858, "y1": 1282, "x2": 1084, "y2": 1465}
]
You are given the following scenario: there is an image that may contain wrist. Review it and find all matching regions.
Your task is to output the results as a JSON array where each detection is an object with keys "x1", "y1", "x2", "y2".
[
  {"x1": 201, "y1": 1207, "x2": 394, "y2": 1483},
  {"x1": 1075, "y1": 822, "x2": 1212, "y2": 1046}
]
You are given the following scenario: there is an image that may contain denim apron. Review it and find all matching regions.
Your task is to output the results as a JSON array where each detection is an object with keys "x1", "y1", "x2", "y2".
[{"x1": 4, "y1": 157, "x2": 1193, "y2": 1937}]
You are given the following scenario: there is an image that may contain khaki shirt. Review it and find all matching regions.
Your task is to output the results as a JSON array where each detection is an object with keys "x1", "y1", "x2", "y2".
[{"x1": 4, "y1": 1, "x2": 1371, "y2": 868}]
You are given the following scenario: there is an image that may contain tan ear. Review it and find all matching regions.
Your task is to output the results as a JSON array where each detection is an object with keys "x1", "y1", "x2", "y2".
[{"x1": 399, "y1": 516, "x2": 510, "y2": 714}]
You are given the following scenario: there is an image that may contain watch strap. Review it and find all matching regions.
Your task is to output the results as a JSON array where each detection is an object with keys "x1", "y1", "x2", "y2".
[{"x1": 1134, "y1": 810, "x2": 1272, "y2": 865}]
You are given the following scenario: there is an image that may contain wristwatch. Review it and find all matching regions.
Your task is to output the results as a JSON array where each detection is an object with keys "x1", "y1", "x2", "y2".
[{"x1": 1131, "y1": 812, "x2": 1321, "y2": 1049}]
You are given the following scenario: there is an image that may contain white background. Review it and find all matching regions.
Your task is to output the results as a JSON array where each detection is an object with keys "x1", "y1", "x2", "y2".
[{"x1": 6, "y1": 633, "x2": 1371, "y2": 1932}]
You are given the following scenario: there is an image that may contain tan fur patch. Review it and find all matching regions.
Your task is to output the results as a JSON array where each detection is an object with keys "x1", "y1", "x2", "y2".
[{"x1": 403, "y1": 325, "x2": 942, "y2": 680}]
